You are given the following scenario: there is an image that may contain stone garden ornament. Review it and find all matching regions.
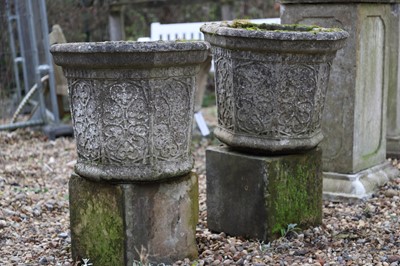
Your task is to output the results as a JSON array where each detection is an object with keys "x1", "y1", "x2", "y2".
[
  {"x1": 201, "y1": 21, "x2": 349, "y2": 154},
  {"x1": 51, "y1": 41, "x2": 210, "y2": 182},
  {"x1": 51, "y1": 41, "x2": 208, "y2": 265}
]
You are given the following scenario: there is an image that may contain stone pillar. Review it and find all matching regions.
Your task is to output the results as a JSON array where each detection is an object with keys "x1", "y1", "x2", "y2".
[
  {"x1": 387, "y1": 3, "x2": 400, "y2": 158},
  {"x1": 51, "y1": 41, "x2": 210, "y2": 265},
  {"x1": 281, "y1": 0, "x2": 399, "y2": 200}
]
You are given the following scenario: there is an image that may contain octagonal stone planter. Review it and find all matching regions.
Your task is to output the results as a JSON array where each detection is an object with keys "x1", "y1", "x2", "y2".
[
  {"x1": 51, "y1": 41, "x2": 209, "y2": 182},
  {"x1": 201, "y1": 22, "x2": 348, "y2": 153}
]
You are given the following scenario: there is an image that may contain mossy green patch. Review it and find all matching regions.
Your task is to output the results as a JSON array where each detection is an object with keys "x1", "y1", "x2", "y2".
[
  {"x1": 229, "y1": 19, "x2": 342, "y2": 33},
  {"x1": 186, "y1": 172, "x2": 200, "y2": 259},
  {"x1": 188, "y1": 173, "x2": 199, "y2": 232},
  {"x1": 69, "y1": 174, "x2": 124, "y2": 266},
  {"x1": 266, "y1": 150, "x2": 322, "y2": 238}
]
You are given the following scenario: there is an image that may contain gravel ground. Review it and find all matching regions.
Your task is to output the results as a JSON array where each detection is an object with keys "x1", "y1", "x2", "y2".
[{"x1": 1, "y1": 127, "x2": 400, "y2": 266}]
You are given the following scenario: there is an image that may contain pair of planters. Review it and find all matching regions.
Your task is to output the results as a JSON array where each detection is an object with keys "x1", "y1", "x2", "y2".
[{"x1": 51, "y1": 22, "x2": 348, "y2": 183}]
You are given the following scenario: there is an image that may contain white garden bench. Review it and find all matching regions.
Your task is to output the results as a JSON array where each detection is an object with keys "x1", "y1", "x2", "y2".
[{"x1": 138, "y1": 18, "x2": 281, "y2": 136}]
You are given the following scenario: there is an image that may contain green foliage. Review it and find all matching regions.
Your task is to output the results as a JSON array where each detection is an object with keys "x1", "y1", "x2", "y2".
[
  {"x1": 201, "y1": 89, "x2": 216, "y2": 108},
  {"x1": 279, "y1": 223, "x2": 301, "y2": 238}
]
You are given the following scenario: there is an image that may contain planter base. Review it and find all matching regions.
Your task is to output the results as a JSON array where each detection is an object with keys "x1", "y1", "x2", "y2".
[
  {"x1": 206, "y1": 145, "x2": 322, "y2": 241},
  {"x1": 214, "y1": 126, "x2": 323, "y2": 154},
  {"x1": 323, "y1": 162, "x2": 399, "y2": 201},
  {"x1": 69, "y1": 171, "x2": 199, "y2": 266},
  {"x1": 74, "y1": 157, "x2": 194, "y2": 183}
]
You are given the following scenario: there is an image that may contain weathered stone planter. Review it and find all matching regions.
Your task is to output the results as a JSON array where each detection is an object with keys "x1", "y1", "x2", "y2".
[
  {"x1": 51, "y1": 41, "x2": 209, "y2": 182},
  {"x1": 201, "y1": 22, "x2": 348, "y2": 153}
]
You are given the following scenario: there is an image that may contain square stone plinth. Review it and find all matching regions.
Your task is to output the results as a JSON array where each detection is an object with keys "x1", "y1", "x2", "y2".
[
  {"x1": 281, "y1": 1, "x2": 400, "y2": 199},
  {"x1": 206, "y1": 146, "x2": 322, "y2": 241},
  {"x1": 69, "y1": 172, "x2": 198, "y2": 266},
  {"x1": 281, "y1": 2, "x2": 389, "y2": 174}
]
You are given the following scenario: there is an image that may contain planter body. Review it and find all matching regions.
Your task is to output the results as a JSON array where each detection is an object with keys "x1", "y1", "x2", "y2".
[
  {"x1": 51, "y1": 41, "x2": 209, "y2": 182},
  {"x1": 281, "y1": 0, "x2": 400, "y2": 199},
  {"x1": 201, "y1": 23, "x2": 348, "y2": 153}
]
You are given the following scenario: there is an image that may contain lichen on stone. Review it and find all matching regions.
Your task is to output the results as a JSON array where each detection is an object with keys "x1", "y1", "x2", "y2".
[
  {"x1": 265, "y1": 153, "x2": 322, "y2": 238},
  {"x1": 229, "y1": 19, "x2": 342, "y2": 33}
]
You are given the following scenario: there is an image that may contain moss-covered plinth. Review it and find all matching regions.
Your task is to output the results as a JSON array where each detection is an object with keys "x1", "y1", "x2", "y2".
[
  {"x1": 69, "y1": 171, "x2": 199, "y2": 266},
  {"x1": 206, "y1": 145, "x2": 322, "y2": 241}
]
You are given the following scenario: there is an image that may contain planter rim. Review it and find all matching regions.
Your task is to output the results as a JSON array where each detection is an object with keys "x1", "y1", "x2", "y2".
[
  {"x1": 200, "y1": 22, "x2": 349, "y2": 42},
  {"x1": 50, "y1": 41, "x2": 210, "y2": 68},
  {"x1": 50, "y1": 40, "x2": 210, "y2": 53}
]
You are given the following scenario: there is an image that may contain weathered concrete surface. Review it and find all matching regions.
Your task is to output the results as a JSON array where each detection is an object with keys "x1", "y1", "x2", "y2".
[
  {"x1": 386, "y1": 4, "x2": 400, "y2": 158},
  {"x1": 51, "y1": 41, "x2": 209, "y2": 182},
  {"x1": 323, "y1": 161, "x2": 399, "y2": 201},
  {"x1": 206, "y1": 145, "x2": 322, "y2": 241},
  {"x1": 69, "y1": 173, "x2": 124, "y2": 266},
  {"x1": 201, "y1": 22, "x2": 347, "y2": 154},
  {"x1": 281, "y1": 2, "x2": 399, "y2": 199},
  {"x1": 69, "y1": 172, "x2": 199, "y2": 265}
]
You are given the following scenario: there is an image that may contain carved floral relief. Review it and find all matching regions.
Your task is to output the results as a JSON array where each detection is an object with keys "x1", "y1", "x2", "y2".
[
  {"x1": 214, "y1": 53, "x2": 329, "y2": 139},
  {"x1": 70, "y1": 77, "x2": 193, "y2": 168},
  {"x1": 70, "y1": 79, "x2": 101, "y2": 162}
]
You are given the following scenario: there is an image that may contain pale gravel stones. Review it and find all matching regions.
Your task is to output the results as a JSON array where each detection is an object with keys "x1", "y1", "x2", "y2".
[
  {"x1": 1, "y1": 129, "x2": 400, "y2": 265},
  {"x1": 0, "y1": 130, "x2": 75, "y2": 265}
]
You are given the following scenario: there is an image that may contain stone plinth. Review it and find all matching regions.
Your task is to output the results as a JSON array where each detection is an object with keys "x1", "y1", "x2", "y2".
[
  {"x1": 281, "y1": 1, "x2": 399, "y2": 199},
  {"x1": 386, "y1": 3, "x2": 400, "y2": 158},
  {"x1": 206, "y1": 145, "x2": 322, "y2": 241},
  {"x1": 324, "y1": 162, "x2": 398, "y2": 200},
  {"x1": 69, "y1": 172, "x2": 198, "y2": 266}
]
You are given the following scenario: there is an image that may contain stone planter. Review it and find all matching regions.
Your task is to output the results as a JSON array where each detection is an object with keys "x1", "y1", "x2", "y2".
[
  {"x1": 51, "y1": 41, "x2": 209, "y2": 182},
  {"x1": 201, "y1": 22, "x2": 348, "y2": 153}
]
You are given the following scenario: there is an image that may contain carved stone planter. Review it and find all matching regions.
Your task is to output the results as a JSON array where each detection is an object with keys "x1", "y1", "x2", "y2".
[
  {"x1": 51, "y1": 41, "x2": 209, "y2": 182},
  {"x1": 201, "y1": 22, "x2": 348, "y2": 153}
]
